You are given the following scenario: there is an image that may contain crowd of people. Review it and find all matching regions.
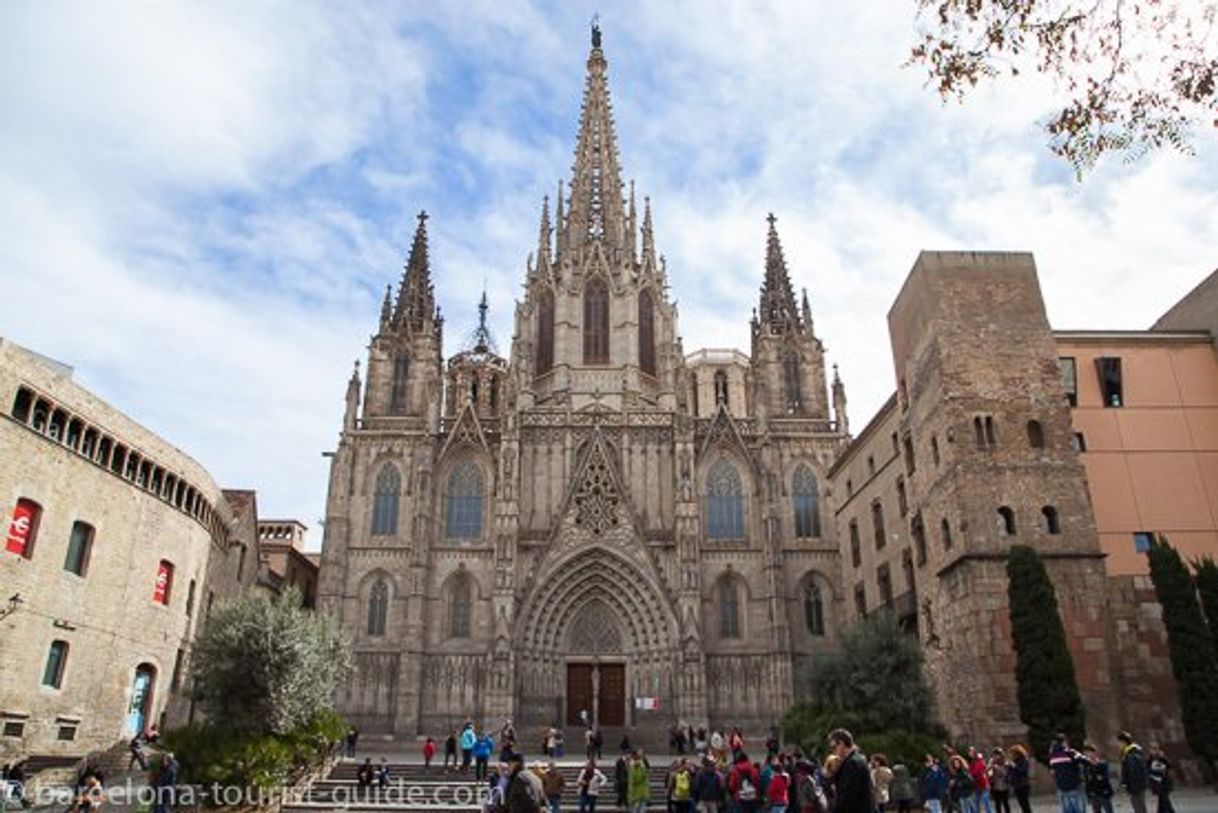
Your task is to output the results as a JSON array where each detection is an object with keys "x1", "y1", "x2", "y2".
[{"x1": 410, "y1": 721, "x2": 1181, "y2": 813}]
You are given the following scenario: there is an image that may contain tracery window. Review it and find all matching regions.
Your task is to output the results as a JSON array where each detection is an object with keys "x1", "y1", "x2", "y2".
[
  {"x1": 792, "y1": 464, "x2": 821, "y2": 538},
  {"x1": 638, "y1": 289, "x2": 656, "y2": 376},
  {"x1": 536, "y1": 289, "x2": 555, "y2": 374},
  {"x1": 719, "y1": 577, "x2": 742, "y2": 639},
  {"x1": 583, "y1": 277, "x2": 609, "y2": 364},
  {"x1": 705, "y1": 459, "x2": 745, "y2": 540},
  {"x1": 445, "y1": 461, "x2": 484, "y2": 540},
  {"x1": 783, "y1": 352, "x2": 801, "y2": 413},
  {"x1": 371, "y1": 464, "x2": 400, "y2": 535},
  {"x1": 390, "y1": 355, "x2": 410, "y2": 413},
  {"x1": 367, "y1": 579, "x2": 388, "y2": 636},
  {"x1": 803, "y1": 582, "x2": 825, "y2": 637}
]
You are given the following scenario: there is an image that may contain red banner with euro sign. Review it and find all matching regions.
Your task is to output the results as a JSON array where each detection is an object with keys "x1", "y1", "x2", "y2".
[
  {"x1": 5, "y1": 501, "x2": 37, "y2": 556},
  {"x1": 153, "y1": 561, "x2": 172, "y2": 604}
]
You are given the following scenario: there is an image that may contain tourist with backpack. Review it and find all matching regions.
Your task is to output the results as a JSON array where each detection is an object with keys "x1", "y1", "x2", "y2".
[
  {"x1": 919, "y1": 755, "x2": 948, "y2": 813},
  {"x1": 728, "y1": 752, "x2": 761, "y2": 813},
  {"x1": 628, "y1": 750, "x2": 652, "y2": 813},
  {"x1": 1116, "y1": 732, "x2": 1148, "y2": 813},
  {"x1": 763, "y1": 759, "x2": 788, "y2": 813},
  {"x1": 578, "y1": 760, "x2": 608, "y2": 813},
  {"x1": 694, "y1": 757, "x2": 725, "y2": 813},
  {"x1": 888, "y1": 762, "x2": 915, "y2": 813},
  {"x1": 671, "y1": 760, "x2": 694, "y2": 813}
]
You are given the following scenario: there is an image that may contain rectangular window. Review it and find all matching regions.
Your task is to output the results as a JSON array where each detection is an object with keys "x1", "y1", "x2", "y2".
[
  {"x1": 1072, "y1": 432, "x2": 1087, "y2": 452},
  {"x1": 872, "y1": 501, "x2": 887, "y2": 550},
  {"x1": 185, "y1": 579, "x2": 196, "y2": 618},
  {"x1": 849, "y1": 520, "x2": 861, "y2": 568},
  {"x1": 56, "y1": 722, "x2": 78, "y2": 741},
  {"x1": 5, "y1": 498, "x2": 42, "y2": 558},
  {"x1": 854, "y1": 584, "x2": 866, "y2": 618},
  {"x1": 1059, "y1": 357, "x2": 1078, "y2": 406},
  {"x1": 877, "y1": 564, "x2": 893, "y2": 608},
  {"x1": 154, "y1": 560, "x2": 174, "y2": 605},
  {"x1": 171, "y1": 648, "x2": 186, "y2": 692},
  {"x1": 2, "y1": 720, "x2": 25, "y2": 738},
  {"x1": 63, "y1": 521, "x2": 93, "y2": 576},
  {"x1": 902, "y1": 434, "x2": 916, "y2": 475},
  {"x1": 1133, "y1": 531, "x2": 1154, "y2": 553},
  {"x1": 43, "y1": 640, "x2": 69, "y2": 689},
  {"x1": 896, "y1": 477, "x2": 908, "y2": 517},
  {"x1": 1096, "y1": 356, "x2": 1123, "y2": 407}
]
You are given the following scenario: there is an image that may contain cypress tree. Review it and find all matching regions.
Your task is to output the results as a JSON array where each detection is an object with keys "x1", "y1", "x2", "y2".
[
  {"x1": 1006, "y1": 544, "x2": 1085, "y2": 760},
  {"x1": 1147, "y1": 537, "x2": 1218, "y2": 773},
  {"x1": 1193, "y1": 556, "x2": 1218, "y2": 661}
]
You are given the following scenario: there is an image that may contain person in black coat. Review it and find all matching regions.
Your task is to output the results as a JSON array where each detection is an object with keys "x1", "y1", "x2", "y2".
[{"x1": 826, "y1": 730, "x2": 870, "y2": 813}]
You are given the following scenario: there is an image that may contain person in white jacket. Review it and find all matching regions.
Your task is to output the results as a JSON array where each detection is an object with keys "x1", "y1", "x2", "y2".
[{"x1": 579, "y1": 760, "x2": 609, "y2": 813}]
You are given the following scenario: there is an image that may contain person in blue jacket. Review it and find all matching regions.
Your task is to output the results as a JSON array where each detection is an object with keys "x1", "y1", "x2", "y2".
[
  {"x1": 918, "y1": 754, "x2": 949, "y2": 813},
  {"x1": 474, "y1": 730, "x2": 496, "y2": 781},
  {"x1": 460, "y1": 721, "x2": 478, "y2": 773}
]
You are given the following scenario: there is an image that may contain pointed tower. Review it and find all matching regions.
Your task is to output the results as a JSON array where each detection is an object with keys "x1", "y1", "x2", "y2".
[
  {"x1": 363, "y1": 210, "x2": 444, "y2": 424},
  {"x1": 447, "y1": 288, "x2": 508, "y2": 420},
  {"x1": 562, "y1": 22, "x2": 628, "y2": 257},
  {"x1": 750, "y1": 214, "x2": 830, "y2": 419}
]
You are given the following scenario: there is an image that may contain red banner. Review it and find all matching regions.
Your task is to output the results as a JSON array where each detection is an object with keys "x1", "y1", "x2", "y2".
[
  {"x1": 5, "y1": 500, "x2": 38, "y2": 556},
  {"x1": 153, "y1": 561, "x2": 173, "y2": 604}
]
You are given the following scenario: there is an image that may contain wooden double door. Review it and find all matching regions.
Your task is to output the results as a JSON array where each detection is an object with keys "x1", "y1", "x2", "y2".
[{"x1": 566, "y1": 662, "x2": 626, "y2": 727}]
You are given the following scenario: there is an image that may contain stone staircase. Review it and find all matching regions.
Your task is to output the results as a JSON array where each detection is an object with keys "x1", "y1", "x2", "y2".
[{"x1": 283, "y1": 759, "x2": 679, "y2": 813}]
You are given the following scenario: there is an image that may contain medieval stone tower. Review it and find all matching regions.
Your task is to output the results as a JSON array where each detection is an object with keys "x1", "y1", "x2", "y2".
[{"x1": 317, "y1": 26, "x2": 850, "y2": 737}]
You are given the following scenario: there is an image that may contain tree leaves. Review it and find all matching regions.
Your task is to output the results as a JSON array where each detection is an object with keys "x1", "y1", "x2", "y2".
[{"x1": 909, "y1": 0, "x2": 1218, "y2": 173}]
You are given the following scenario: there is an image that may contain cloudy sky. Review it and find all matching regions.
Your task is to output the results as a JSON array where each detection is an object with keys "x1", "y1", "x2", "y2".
[{"x1": 3, "y1": 2, "x2": 1215, "y2": 543}]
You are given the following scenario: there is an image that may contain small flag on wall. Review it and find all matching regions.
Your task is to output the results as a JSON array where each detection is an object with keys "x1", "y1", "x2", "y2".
[{"x1": 634, "y1": 697, "x2": 660, "y2": 711}]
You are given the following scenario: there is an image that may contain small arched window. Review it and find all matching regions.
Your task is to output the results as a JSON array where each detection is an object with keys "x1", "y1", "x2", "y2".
[
  {"x1": 371, "y1": 464, "x2": 401, "y2": 536},
  {"x1": 445, "y1": 461, "x2": 484, "y2": 540},
  {"x1": 998, "y1": 506, "x2": 1017, "y2": 536},
  {"x1": 803, "y1": 582, "x2": 825, "y2": 637},
  {"x1": 536, "y1": 289, "x2": 555, "y2": 375},
  {"x1": 872, "y1": 500, "x2": 887, "y2": 550},
  {"x1": 792, "y1": 465, "x2": 821, "y2": 538},
  {"x1": 783, "y1": 352, "x2": 801, "y2": 413},
  {"x1": 583, "y1": 277, "x2": 609, "y2": 364},
  {"x1": 941, "y1": 517, "x2": 954, "y2": 550},
  {"x1": 638, "y1": 289, "x2": 656, "y2": 376},
  {"x1": 1027, "y1": 420, "x2": 1045, "y2": 449},
  {"x1": 714, "y1": 370, "x2": 729, "y2": 407},
  {"x1": 705, "y1": 459, "x2": 745, "y2": 540},
  {"x1": 367, "y1": 579, "x2": 388, "y2": 636},
  {"x1": 719, "y1": 577, "x2": 742, "y2": 639},
  {"x1": 911, "y1": 513, "x2": 927, "y2": 565},
  {"x1": 449, "y1": 575, "x2": 471, "y2": 639},
  {"x1": 390, "y1": 355, "x2": 410, "y2": 414},
  {"x1": 1042, "y1": 505, "x2": 1061, "y2": 534}
]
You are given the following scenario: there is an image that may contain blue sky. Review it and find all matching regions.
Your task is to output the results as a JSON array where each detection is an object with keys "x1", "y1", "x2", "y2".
[{"x1": 3, "y1": 2, "x2": 1216, "y2": 542}]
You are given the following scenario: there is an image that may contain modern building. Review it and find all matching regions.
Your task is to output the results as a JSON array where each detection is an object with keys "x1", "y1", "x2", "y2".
[
  {"x1": 0, "y1": 339, "x2": 294, "y2": 762},
  {"x1": 318, "y1": 26, "x2": 850, "y2": 737}
]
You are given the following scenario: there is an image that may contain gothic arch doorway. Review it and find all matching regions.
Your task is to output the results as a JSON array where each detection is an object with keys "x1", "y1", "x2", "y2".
[{"x1": 565, "y1": 600, "x2": 627, "y2": 726}]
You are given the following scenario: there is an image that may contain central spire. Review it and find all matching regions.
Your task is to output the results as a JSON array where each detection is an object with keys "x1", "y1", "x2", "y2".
[
  {"x1": 563, "y1": 21, "x2": 627, "y2": 255},
  {"x1": 759, "y1": 213, "x2": 802, "y2": 334}
]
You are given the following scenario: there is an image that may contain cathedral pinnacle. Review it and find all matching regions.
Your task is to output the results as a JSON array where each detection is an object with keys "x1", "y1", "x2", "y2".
[
  {"x1": 563, "y1": 22, "x2": 627, "y2": 254},
  {"x1": 393, "y1": 210, "x2": 436, "y2": 333},
  {"x1": 535, "y1": 195, "x2": 552, "y2": 275},
  {"x1": 759, "y1": 213, "x2": 801, "y2": 334}
]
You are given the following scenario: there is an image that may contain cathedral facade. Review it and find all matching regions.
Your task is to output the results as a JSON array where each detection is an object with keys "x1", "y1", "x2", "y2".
[{"x1": 317, "y1": 29, "x2": 850, "y2": 737}]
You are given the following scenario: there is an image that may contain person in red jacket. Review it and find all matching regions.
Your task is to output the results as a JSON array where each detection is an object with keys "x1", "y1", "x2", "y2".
[
  {"x1": 728, "y1": 752, "x2": 762, "y2": 813},
  {"x1": 765, "y1": 761, "x2": 789, "y2": 813},
  {"x1": 423, "y1": 737, "x2": 436, "y2": 772},
  {"x1": 967, "y1": 748, "x2": 993, "y2": 813}
]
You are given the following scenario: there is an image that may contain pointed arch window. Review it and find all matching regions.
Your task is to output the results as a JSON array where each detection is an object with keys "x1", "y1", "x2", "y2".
[
  {"x1": 367, "y1": 579, "x2": 388, "y2": 637},
  {"x1": 445, "y1": 461, "x2": 484, "y2": 540},
  {"x1": 783, "y1": 352, "x2": 802, "y2": 413},
  {"x1": 792, "y1": 464, "x2": 821, "y2": 538},
  {"x1": 803, "y1": 582, "x2": 825, "y2": 637},
  {"x1": 583, "y1": 277, "x2": 609, "y2": 364},
  {"x1": 719, "y1": 577, "x2": 742, "y2": 639},
  {"x1": 390, "y1": 355, "x2": 410, "y2": 414},
  {"x1": 638, "y1": 289, "x2": 656, "y2": 376},
  {"x1": 536, "y1": 289, "x2": 555, "y2": 375},
  {"x1": 449, "y1": 575, "x2": 471, "y2": 639},
  {"x1": 371, "y1": 465, "x2": 400, "y2": 536},
  {"x1": 705, "y1": 459, "x2": 745, "y2": 540}
]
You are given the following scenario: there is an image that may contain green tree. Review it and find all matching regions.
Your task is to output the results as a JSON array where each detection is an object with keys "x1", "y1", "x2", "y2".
[
  {"x1": 1006, "y1": 544, "x2": 1085, "y2": 760},
  {"x1": 191, "y1": 587, "x2": 353, "y2": 736},
  {"x1": 783, "y1": 613, "x2": 941, "y2": 764},
  {"x1": 1194, "y1": 556, "x2": 1218, "y2": 661},
  {"x1": 908, "y1": 0, "x2": 1218, "y2": 172},
  {"x1": 1147, "y1": 536, "x2": 1218, "y2": 773}
]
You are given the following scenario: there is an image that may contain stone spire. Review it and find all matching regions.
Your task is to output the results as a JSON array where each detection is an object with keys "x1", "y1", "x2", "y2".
[
  {"x1": 393, "y1": 211, "x2": 436, "y2": 333},
  {"x1": 759, "y1": 213, "x2": 801, "y2": 334},
  {"x1": 535, "y1": 195, "x2": 552, "y2": 276},
  {"x1": 378, "y1": 285, "x2": 393, "y2": 333},
  {"x1": 641, "y1": 196, "x2": 657, "y2": 273},
  {"x1": 472, "y1": 288, "x2": 494, "y2": 354},
  {"x1": 832, "y1": 363, "x2": 849, "y2": 435},
  {"x1": 563, "y1": 22, "x2": 627, "y2": 254},
  {"x1": 628, "y1": 180, "x2": 638, "y2": 264},
  {"x1": 344, "y1": 360, "x2": 361, "y2": 431},
  {"x1": 801, "y1": 287, "x2": 814, "y2": 335}
]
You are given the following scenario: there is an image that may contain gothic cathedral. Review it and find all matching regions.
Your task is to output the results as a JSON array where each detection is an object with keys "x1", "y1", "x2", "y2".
[{"x1": 318, "y1": 28, "x2": 851, "y2": 736}]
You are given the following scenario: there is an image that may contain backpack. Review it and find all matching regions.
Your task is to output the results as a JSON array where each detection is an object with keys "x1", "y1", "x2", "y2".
[{"x1": 738, "y1": 773, "x2": 758, "y2": 802}]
